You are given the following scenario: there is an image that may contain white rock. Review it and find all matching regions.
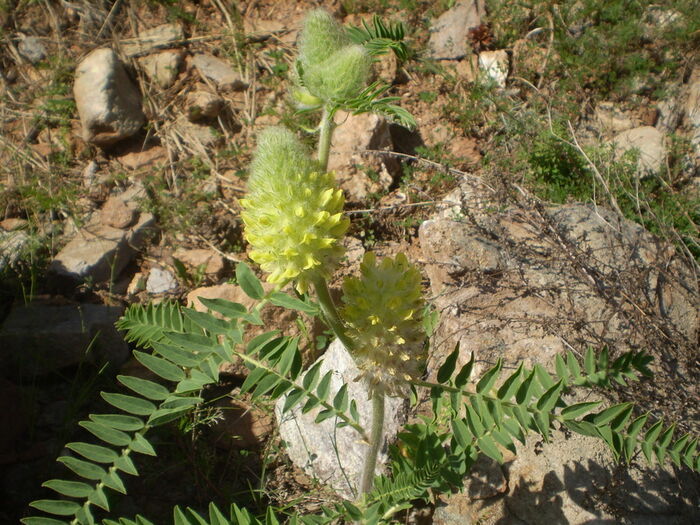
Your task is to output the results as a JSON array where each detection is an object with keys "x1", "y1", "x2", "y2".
[
  {"x1": 428, "y1": 0, "x2": 485, "y2": 60},
  {"x1": 122, "y1": 23, "x2": 184, "y2": 57},
  {"x1": 73, "y1": 48, "x2": 145, "y2": 146},
  {"x1": 613, "y1": 126, "x2": 666, "y2": 176},
  {"x1": 478, "y1": 50, "x2": 509, "y2": 88},
  {"x1": 138, "y1": 50, "x2": 183, "y2": 89},
  {"x1": 276, "y1": 339, "x2": 407, "y2": 499},
  {"x1": 192, "y1": 53, "x2": 247, "y2": 91},
  {"x1": 146, "y1": 267, "x2": 178, "y2": 294}
]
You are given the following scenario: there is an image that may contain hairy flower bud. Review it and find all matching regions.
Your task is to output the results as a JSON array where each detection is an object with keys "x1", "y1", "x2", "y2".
[
  {"x1": 240, "y1": 127, "x2": 349, "y2": 293},
  {"x1": 297, "y1": 9, "x2": 371, "y2": 102},
  {"x1": 341, "y1": 252, "x2": 426, "y2": 396}
]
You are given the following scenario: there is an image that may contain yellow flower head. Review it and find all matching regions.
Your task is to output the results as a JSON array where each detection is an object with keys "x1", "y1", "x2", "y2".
[
  {"x1": 240, "y1": 127, "x2": 349, "y2": 293},
  {"x1": 341, "y1": 252, "x2": 426, "y2": 396}
]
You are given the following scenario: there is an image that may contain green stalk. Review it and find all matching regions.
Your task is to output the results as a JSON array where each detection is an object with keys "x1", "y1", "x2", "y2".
[
  {"x1": 317, "y1": 105, "x2": 334, "y2": 172},
  {"x1": 310, "y1": 273, "x2": 355, "y2": 352},
  {"x1": 360, "y1": 391, "x2": 385, "y2": 495}
]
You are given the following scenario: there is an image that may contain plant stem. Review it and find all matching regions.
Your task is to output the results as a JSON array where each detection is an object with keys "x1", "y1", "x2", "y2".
[
  {"x1": 360, "y1": 391, "x2": 385, "y2": 495},
  {"x1": 317, "y1": 105, "x2": 334, "y2": 172},
  {"x1": 310, "y1": 273, "x2": 355, "y2": 352}
]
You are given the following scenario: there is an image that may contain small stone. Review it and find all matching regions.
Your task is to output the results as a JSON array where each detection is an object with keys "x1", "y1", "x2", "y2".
[
  {"x1": 428, "y1": 0, "x2": 485, "y2": 60},
  {"x1": 50, "y1": 185, "x2": 155, "y2": 284},
  {"x1": 117, "y1": 145, "x2": 167, "y2": 170},
  {"x1": 126, "y1": 272, "x2": 146, "y2": 297},
  {"x1": 101, "y1": 196, "x2": 137, "y2": 229},
  {"x1": 73, "y1": 48, "x2": 145, "y2": 146},
  {"x1": 243, "y1": 18, "x2": 288, "y2": 42},
  {"x1": 172, "y1": 115, "x2": 221, "y2": 147},
  {"x1": 613, "y1": 126, "x2": 666, "y2": 176},
  {"x1": 138, "y1": 50, "x2": 183, "y2": 89},
  {"x1": 478, "y1": 50, "x2": 509, "y2": 87},
  {"x1": 186, "y1": 90, "x2": 224, "y2": 121},
  {"x1": 82, "y1": 160, "x2": 99, "y2": 186},
  {"x1": 122, "y1": 23, "x2": 184, "y2": 57},
  {"x1": 0, "y1": 230, "x2": 30, "y2": 272},
  {"x1": 0, "y1": 218, "x2": 28, "y2": 231},
  {"x1": 192, "y1": 53, "x2": 247, "y2": 91},
  {"x1": 18, "y1": 35, "x2": 47, "y2": 64},
  {"x1": 172, "y1": 248, "x2": 226, "y2": 279},
  {"x1": 595, "y1": 101, "x2": 639, "y2": 133},
  {"x1": 375, "y1": 51, "x2": 398, "y2": 85},
  {"x1": 146, "y1": 267, "x2": 178, "y2": 294}
]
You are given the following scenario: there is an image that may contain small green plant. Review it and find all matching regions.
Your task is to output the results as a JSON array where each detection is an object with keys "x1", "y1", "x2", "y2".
[{"x1": 23, "y1": 9, "x2": 700, "y2": 525}]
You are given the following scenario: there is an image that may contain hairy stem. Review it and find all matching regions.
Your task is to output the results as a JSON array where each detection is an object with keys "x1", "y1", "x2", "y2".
[
  {"x1": 360, "y1": 391, "x2": 385, "y2": 496},
  {"x1": 310, "y1": 273, "x2": 355, "y2": 352},
  {"x1": 317, "y1": 105, "x2": 334, "y2": 172}
]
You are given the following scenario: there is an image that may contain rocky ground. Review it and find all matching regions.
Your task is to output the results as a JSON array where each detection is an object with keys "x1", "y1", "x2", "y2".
[{"x1": 0, "y1": 0, "x2": 698, "y2": 523}]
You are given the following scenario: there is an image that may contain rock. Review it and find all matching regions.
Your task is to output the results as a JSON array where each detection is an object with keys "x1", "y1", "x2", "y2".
[
  {"x1": 613, "y1": 126, "x2": 666, "y2": 175},
  {"x1": 50, "y1": 185, "x2": 155, "y2": 284},
  {"x1": 146, "y1": 267, "x2": 178, "y2": 294},
  {"x1": 192, "y1": 53, "x2": 247, "y2": 91},
  {"x1": 684, "y1": 68, "x2": 700, "y2": 162},
  {"x1": 126, "y1": 272, "x2": 146, "y2": 297},
  {"x1": 656, "y1": 96, "x2": 683, "y2": 134},
  {"x1": 595, "y1": 101, "x2": 639, "y2": 134},
  {"x1": 0, "y1": 303, "x2": 129, "y2": 375},
  {"x1": 186, "y1": 90, "x2": 224, "y2": 121},
  {"x1": 478, "y1": 50, "x2": 509, "y2": 88},
  {"x1": 243, "y1": 18, "x2": 288, "y2": 42},
  {"x1": 417, "y1": 182, "x2": 700, "y2": 524},
  {"x1": 138, "y1": 50, "x2": 183, "y2": 89},
  {"x1": 172, "y1": 248, "x2": 226, "y2": 279},
  {"x1": 18, "y1": 35, "x2": 47, "y2": 63},
  {"x1": 444, "y1": 55, "x2": 480, "y2": 83},
  {"x1": 210, "y1": 397, "x2": 275, "y2": 450},
  {"x1": 73, "y1": 48, "x2": 145, "y2": 146},
  {"x1": 122, "y1": 23, "x2": 184, "y2": 57},
  {"x1": 328, "y1": 110, "x2": 398, "y2": 202},
  {"x1": 428, "y1": 0, "x2": 485, "y2": 60},
  {"x1": 375, "y1": 51, "x2": 398, "y2": 85},
  {"x1": 116, "y1": 145, "x2": 167, "y2": 170},
  {"x1": 101, "y1": 195, "x2": 137, "y2": 229},
  {"x1": 506, "y1": 429, "x2": 699, "y2": 524},
  {"x1": 0, "y1": 230, "x2": 30, "y2": 272},
  {"x1": 275, "y1": 339, "x2": 407, "y2": 499},
  {"x1": 172, "y1": 115, "x2": 221, "y2": 148},
  {"x1": 0, "y1": 218, "x2": 28, "y2": 231}
]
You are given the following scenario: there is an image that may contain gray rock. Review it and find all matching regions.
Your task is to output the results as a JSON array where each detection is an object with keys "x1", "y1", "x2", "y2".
[
  {"x1": 684, "y1": 67, "x2": 700, "y2": 163},
  {"x1": 121, "y1": 23, "x2": 184, "y2": 57},
  {"x1": 146, "y1": 267, "x2": 178, "y2": 294},
  {"x1": 328, "y1": 110, "x2": 398, "y2": 202},
  {"x1": 186, "y1": 90, "x2": 224, "y2": 121},
  {"x1": 595, "y1": 101, "x2": 639, "y2": 134},
  {"x1": 0, "y1": 230, "x2": 30, "y2": 272},
  {"x1": 50, "y1": 185, "x2": 155, "y2": 284},
  {"x1": 138, "y1": 50, "x2": 183, "y2": 89},
  {"x1": 506, "y1": 429, "x2": 699, "y2": 524},
  {"x1": 73, "y1": 48, "x2": 145, "y2": 146},
  {"x1": 172, "y1": 115, "x2": 221, "y2": 148},
  {"x1": 275, "y1": 339, "x2": 407, "y2": 499},
  {"x1": 192, "y1": 53, "x2": 247, "y2": 91},
  {"x1": 613, "y1": 126, "x2": 666, "y2": 176},
  {"x1": 18, "y1": 35, "x2": 47, "y2": 63},
  {"x1": 418, "y1": 182, "x2": 700, "y2": 523},
  {"x1": 428, "y1": 0, "x2": 485, "y2": 60},
  {"x1": 0, "y1": 303, "x2": 129, "y2": 375}
]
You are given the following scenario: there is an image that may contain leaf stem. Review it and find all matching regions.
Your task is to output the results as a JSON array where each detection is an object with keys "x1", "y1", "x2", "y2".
[
  {"x1": 360, "y1": 391, "x2": 385, "y2": 495},
  {"x1": 317, "y1": 105, "x2": 334, "y2": 172}
]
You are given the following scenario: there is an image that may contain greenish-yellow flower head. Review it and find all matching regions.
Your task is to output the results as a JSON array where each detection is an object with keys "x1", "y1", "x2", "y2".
[
  {"x1": 240, "y1": 127, "x2": 349, "y2": 294},
  {"x1": 297, "y1": 9, "x2": 371, "y2": 102},
  {"x1": 341, "y1": 252, "x2": 426, "y2": 396}
]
